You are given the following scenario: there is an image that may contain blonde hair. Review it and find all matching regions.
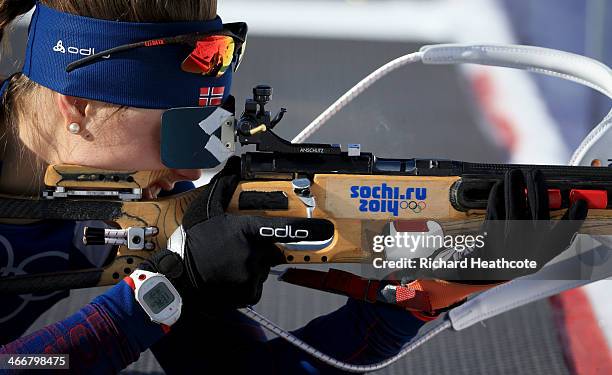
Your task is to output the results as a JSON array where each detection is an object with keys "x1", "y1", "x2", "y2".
[{"x1": 0, "y1": 0, "x2": 217, "y2": 161}]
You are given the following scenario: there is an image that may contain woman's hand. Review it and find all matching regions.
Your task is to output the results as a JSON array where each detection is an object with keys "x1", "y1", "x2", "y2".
[
  {"x1": 140, "y1": 157, "x2": 333, "y2": 309},
  {"x1": 416, "y1": 168, "x2": 588, "y2": 281},
  {"x1": 379, "y1": 169, "x2": 589, "y2": 316},
  {"x1": 460, "y1": 169, "x2": 588, "y2": 280}
]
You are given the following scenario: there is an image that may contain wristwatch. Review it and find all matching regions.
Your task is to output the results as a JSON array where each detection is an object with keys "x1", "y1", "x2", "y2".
[{"x1": 127, "y1": 270, "x2": 182, "y2": 327}]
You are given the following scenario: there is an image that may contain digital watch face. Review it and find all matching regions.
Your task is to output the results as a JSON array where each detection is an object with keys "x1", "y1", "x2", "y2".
[{"x1": 142, "y1": 282, "x2": 176, "y2": 314}]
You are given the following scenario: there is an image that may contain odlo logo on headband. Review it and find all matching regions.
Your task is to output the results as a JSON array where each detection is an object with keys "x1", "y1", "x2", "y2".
[
  {"x1": 350, "y1": 184, "x2": 427, "y2": 216},
  {"x1": 52, "y1": 40, "x2": 110, "y2": 59}
]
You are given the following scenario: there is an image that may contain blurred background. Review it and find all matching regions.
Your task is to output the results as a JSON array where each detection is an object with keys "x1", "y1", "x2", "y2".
[{"x1": 2, "y1": 0, "x2": 610, "y2": 374}]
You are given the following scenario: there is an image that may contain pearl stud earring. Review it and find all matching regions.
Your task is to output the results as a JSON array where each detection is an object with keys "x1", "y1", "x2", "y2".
[{"x1": 68, "y1": 122, "x2": 81, "y2": 134}]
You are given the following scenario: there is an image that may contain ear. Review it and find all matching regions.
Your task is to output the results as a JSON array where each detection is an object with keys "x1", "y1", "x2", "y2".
[{"x1": 55, "y1": 94, "x2": 89, "y2": 125}]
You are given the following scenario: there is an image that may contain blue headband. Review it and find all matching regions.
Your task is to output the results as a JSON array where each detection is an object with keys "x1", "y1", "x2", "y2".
[{"x1": 21, "y1": 3, "x2": 232, "y2": 109}]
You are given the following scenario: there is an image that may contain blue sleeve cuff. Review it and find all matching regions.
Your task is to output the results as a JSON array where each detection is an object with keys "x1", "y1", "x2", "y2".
[{"x1": 92, "y1": 280, "x2": 167, "y2": 353}]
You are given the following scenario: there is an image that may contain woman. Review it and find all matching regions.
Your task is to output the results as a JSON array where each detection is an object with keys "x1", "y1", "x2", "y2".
[
  {"x1": 0, "y1": 1, "x2": 587, "y2": 374},
  {"x1": 0, "y1": 1, "x2": 425, "y2": 373}
]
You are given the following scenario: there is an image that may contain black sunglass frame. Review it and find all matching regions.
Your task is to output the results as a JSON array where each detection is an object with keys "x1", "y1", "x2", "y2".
[{"x1": 65, "y1": 22, "x2": 248, "y2": 73}]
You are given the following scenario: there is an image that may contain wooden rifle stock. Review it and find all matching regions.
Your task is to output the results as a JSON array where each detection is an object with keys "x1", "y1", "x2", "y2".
[{"x1": 0, "y1": 157, "x2": 610, "y2": 292}]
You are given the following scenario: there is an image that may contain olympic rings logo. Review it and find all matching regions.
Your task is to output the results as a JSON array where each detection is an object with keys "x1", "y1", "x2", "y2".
[
  {"x1": 399, "y1": 200, "x2": 427, "y2": 213},
  {"x1": 356, "y1": 198, "x2": 427, "y2": 216},
  {"x1": 0, "y1": 235, "x2": 66, "y2": 324}
]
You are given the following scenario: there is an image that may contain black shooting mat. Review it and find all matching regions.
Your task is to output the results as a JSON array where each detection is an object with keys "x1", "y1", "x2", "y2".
[{"x1": 24, "y1": 37, "x2": 570, "y2": 374}]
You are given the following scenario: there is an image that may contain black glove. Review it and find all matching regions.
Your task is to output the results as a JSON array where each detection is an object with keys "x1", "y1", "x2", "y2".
[
  {"x1": 379, "y1": 169, "x2": 588, "y2": 313},
  {"x1": 413, "y1": 169, "x2": 588, "y2": 281},
  {"x1": 458, "y1": 169, "x2": 588, "y2": 280},
  {"x1": 141, "y1": 157, "x2": 334, "y2": 309}
]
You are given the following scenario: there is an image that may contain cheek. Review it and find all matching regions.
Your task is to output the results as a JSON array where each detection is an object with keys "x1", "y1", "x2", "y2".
[
  {"x1": 96, "y1": 110, "x2": 166, "y2": 170},
  {"x1": 125, "y1": 112, "x2": 165, "y2": 169},
  {"x1": 123, "y1": 134, "x2": 163, "y2": 170}
]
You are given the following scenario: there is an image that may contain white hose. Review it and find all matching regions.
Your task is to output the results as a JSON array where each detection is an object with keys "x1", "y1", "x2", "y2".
[
  {"x1": 260, "y1": 43, "x2": 612, "y2": 373},
  {"x1": 291, "y1": 52, "x2": 424, "y2": 144},
  {"x1": 292, "y1": 44, "x2": 611, "y2": 144}
]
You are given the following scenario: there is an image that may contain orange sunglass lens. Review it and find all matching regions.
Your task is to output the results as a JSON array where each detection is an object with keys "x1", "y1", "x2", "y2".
[{"x1": 181, "y1": 35, "x2": 235, "y2": 77}]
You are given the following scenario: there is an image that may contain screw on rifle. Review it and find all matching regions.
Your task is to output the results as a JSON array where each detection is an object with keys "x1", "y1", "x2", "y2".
[
  {"x1": 292, "y1": 178, "x2": 312, "y2": 197},
  {"x1": 249, "y1": 124, "x2": 267, "y2": 135},
  {"x1": 225, "y1": 143, "x2": 232, "y2": 149}
]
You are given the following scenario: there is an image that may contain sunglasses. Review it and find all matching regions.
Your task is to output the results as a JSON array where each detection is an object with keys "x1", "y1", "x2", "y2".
[{"x1": 66, "y1": 22, "x2": 248, "y2": 77}]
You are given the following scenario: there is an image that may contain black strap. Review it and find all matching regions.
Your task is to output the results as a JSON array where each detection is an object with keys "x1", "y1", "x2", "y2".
[{"x1": 0, "y1": 269, "x2": 103, "y2": 295}]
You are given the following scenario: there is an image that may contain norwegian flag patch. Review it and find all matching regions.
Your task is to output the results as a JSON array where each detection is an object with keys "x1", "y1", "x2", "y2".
[{"x1": 199, "y1": 86, "x2": 225, "y2": 107}]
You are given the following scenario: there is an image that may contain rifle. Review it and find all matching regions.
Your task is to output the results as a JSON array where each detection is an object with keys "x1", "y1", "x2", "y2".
[
  {"x1": 0, "y1": 83, "x2": 610, "y2": 293},
  {"x1": 0, "y1": 43, "x2": 610, "y2": 372}
]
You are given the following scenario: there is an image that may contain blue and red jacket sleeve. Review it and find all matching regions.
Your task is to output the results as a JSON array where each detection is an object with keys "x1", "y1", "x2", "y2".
[
  {"x1": 0, "y1": 280, "x2": 166, "y2": 374},
  {"x1": 263, "y1": 299, "x2": 425, "y2": 373},
  {"x1": 150, "y1": 298, "x2": 426, "y2": 375}
]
